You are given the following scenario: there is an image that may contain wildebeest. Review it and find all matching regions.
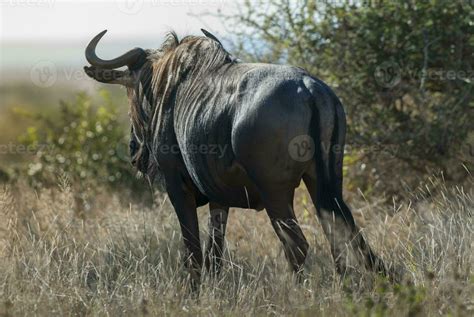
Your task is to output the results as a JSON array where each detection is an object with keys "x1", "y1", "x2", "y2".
[{"x1": 84, "y1": 29, "x2": 387, "y2": 284}]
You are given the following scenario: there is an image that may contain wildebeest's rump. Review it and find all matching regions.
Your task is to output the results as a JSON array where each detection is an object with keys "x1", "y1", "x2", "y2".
[{"x1": 84, "y1": 29, "x2": 388, "y2": 286}]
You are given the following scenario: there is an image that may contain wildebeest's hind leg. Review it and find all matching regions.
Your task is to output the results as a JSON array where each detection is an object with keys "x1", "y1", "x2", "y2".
[
  {"x1": 205, "y1": 202, "x2": 229, "y2": 275},
  {"x1": 262, "y1": 187, "x2": 309, "y2": 279},
  {"x1": 303, "y1": 174, "x2": 387, "y2": 277}
]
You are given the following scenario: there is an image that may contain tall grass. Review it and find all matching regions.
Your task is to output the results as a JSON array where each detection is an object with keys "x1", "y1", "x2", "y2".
[{"x1": 0, "y1": 176, "x2": 472, "y2": 316}]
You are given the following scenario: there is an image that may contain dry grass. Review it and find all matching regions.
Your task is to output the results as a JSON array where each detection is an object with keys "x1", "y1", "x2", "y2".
[{"x1": 0, "y1": 175, "x2": 472, "y2": 316}]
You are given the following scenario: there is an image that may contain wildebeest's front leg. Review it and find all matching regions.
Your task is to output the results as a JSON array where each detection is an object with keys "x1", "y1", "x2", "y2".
[
  {"x1": 165, "y1": 176, "x2": 202, "y2": 286},
  {"x1": 205, "y1": 202, "x2": 229, "y2": 274}
]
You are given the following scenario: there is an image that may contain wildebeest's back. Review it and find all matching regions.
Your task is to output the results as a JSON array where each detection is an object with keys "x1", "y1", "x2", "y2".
[{"x1": 173, "y1": 63, "x2": 316, "y2": 208}]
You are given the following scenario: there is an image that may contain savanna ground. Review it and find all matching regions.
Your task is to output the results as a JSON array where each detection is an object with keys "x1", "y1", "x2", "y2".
[{"x1": 0, "y1": 167, "x2": 473, "y2": 315}]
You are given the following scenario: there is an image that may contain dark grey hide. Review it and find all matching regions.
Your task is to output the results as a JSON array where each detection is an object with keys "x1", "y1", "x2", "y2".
[{"x1": 84, "y1": 29, "x2": 387, "y2": 285}]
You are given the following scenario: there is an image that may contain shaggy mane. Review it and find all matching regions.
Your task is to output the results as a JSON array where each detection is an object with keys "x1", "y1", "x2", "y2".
[
  {"x1": 130, "y1": 31, "x2": 232, "y2": 136},
  {"x1": 128, "y1": 31, "x2": 233, "y2": 184}
]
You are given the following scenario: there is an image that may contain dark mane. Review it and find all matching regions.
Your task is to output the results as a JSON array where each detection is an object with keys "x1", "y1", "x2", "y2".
[{"x1": 128, "y1": 31, "x2": 233, "y2": 182}]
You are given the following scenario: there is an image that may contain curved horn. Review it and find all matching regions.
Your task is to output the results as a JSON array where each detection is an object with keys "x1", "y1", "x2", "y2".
[
  {"x1": 201, "y1": 28, "x2": 222, "y2": 46},
  {"x1": 85, "y1": 30, "x2": 147, "y2": 70}
]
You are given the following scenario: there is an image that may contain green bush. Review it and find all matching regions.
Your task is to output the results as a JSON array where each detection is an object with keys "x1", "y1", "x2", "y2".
[
  {"x1": 18, "y1": 91, "x2": 145, "y2": 194},
  {"x1": 226, "y1": 0, "x2": 473, "y2": 197}
]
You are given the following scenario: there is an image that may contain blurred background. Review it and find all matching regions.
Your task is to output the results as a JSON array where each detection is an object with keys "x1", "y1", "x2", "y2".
[
  {"x1": 0, "y1": 0, "x2": 472, "y2": 200},
  {"x1": 0, "y1": 0, "x2": 229, "y2": 195}
]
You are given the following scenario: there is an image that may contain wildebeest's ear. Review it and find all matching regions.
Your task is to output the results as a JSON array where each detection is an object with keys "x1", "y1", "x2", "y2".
[{"x1": 201, "y1": 28, "x2": 222, "y2": 46}]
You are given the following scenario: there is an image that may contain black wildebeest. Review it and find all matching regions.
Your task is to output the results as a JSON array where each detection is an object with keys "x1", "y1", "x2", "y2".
[{"x1": 84, "y1": 29, "x2": 387, "y2": 284}]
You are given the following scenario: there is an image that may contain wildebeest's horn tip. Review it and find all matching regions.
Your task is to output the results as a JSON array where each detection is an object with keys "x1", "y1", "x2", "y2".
[
  {"x1": 95, "y1": 29, "x2": 108, "y2": 39},
  {"x1": 201, "y1": 29, "x2": 211, "y2": 37},
  {"x1": 201, "y1": 28, "x2": 222, "y2": 45},
  {"x1": 89, "y1": 30, "x2": 108, "y2": 45}
]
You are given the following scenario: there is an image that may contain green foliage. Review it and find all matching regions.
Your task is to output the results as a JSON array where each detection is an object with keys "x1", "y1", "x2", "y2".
[
  {"x1": 227, "y1": 0, "x2": 473, "y2": 195},
  {"x1": 17, "y1": 91, "x2": 143, "y2": 192}
]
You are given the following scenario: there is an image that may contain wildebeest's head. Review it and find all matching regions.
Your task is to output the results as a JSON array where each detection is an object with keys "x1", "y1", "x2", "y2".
[
  {"x1": 84, "y1": 29, "x2": 231, "y2": 179},
  {"x1": 84, "y1": 30, "x2": 151, "y2": 175}
]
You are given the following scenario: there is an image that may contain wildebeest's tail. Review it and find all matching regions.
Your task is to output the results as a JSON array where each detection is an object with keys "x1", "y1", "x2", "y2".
[
  {"x1": 328, "y1": 98, "x2": 346, "y2": 199},
  {"x1": 305, "y1": 88, "x2": 389, "y2": 277},
  {"x1": 305, "y1": 80, "x2": 346, "y2": 201}
]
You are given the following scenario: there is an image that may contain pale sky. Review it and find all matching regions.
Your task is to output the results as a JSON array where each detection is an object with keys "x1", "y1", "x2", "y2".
[
  {"x1": 0, "y1": 0, "x2": 237, "y2": 74},
  {"x1": 0, "y1": 0, "x2": 233, "y2": 42}
]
